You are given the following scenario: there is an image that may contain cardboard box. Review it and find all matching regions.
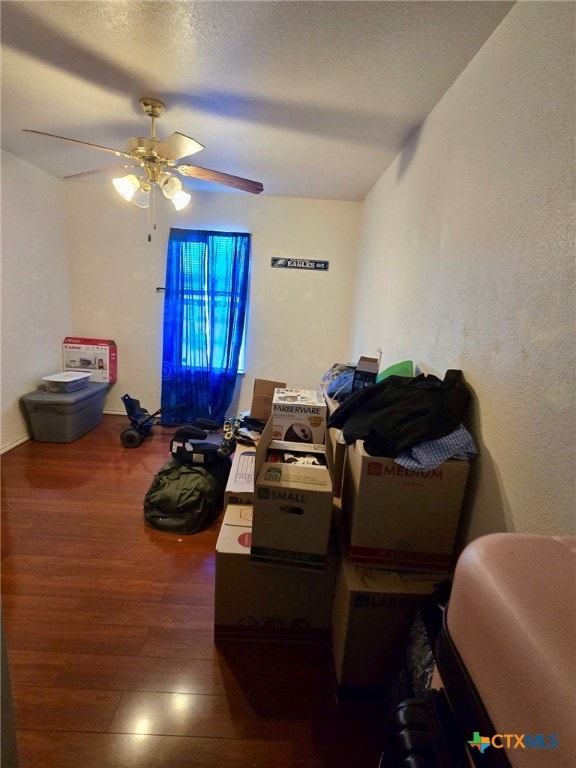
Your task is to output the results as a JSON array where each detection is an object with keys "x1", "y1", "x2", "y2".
[
  {"x1": 63, "y1": 337, "x2": 117, "y2": 383},
  {"x1": 215, "y1": 504, "x2": 336, "y2": 643},
  {"x1": 341, "y1": 440, "x2": 470, "y2": 572},
  {"x1": 325, "y1": 427, "x2": 346, "y2": 498},
  {"x1": 223, "y1": 504, "x2": 253, "y2": 527},
  {"x1": 250, "y1": 378, "x2": 286, "y2": 421},
  {"x1": 223, "y1": 443, "x2": 259, "y2": 507},
  {"x1": 351, "y1": 355, "x2": 379, "y2": 394},
  {"x1": 222, "y1": 420, "x2": 279, "y2": 508},
  {"x1": 331, "y1": 513, "x2": 439, "y2": 692},
  {"x1": 224, "y1": 420, "x2": 333, "y2": 571},
  {"x1": 271, "y1": 388, "x2": 327, "y2": 443},
  {"x1": 266, "y1": 438, "x2": 327, "y2": 467},
  {"x1": 252, "y1": 459, "x2": 333, "y2": 571}
]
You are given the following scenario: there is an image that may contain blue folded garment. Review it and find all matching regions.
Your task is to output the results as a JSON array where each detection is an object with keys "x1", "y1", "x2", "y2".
[
  {"x1": 326, "y1": 369, "x2": 355, "y2": 401},
  {"x1": 394, "y1": 424, "x2": 477, "y2": 470}
]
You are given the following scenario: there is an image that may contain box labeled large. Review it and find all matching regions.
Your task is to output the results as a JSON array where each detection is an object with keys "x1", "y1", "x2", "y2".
[
  {"x1": 250, "y1": 378, "x2": 286, "y2": 422},
  {"x1": 332, "y1": 515, "x2": 438, "y2": 692},
  {"x1": 63, "y1": 337, "x2": 117, "y2": 383},
  {"x1": 20, "y1": 382, "x2": 109, "y2": 443},
  {"x1": 271, "y1": 388, "x2": 326, "y2": 443},
  {"x1": 252, "y1": 461, "x2": 333, "y2": 571},
  {"x1": 215, "y1": 505, "x2": 336, "y2": 643},
  {"x1": 342, "y1": 440, "x2": 470, "y2": 572}
]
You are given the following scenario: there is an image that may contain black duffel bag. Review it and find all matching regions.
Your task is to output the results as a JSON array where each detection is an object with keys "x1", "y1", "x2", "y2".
[{"x1": 143, "y1": 458, "x2": 227, "y2": 534}]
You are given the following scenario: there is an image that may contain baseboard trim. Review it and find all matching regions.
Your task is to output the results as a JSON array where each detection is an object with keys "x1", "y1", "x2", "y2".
[{"x1": 1, "y1": 434, "x2": 30, "y2": 454}]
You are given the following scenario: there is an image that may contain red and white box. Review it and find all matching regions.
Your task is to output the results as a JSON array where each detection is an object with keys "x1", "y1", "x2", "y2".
[{"x1": 63, "y1": 337, "x2": 117, "y2": 384}]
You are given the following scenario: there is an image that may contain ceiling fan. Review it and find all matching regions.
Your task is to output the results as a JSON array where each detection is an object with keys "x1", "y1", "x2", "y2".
[{"x1": 23, "y1": 97, "x2": 264, "y2": 212}]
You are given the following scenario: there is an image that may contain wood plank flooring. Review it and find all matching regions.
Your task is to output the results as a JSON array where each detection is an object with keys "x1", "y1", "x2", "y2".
[{"x1": 1, "y1": 415, "x2": 389, "y2": 768}]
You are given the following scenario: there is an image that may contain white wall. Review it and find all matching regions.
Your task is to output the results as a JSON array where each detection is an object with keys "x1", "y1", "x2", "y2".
[
  {"x1": 64, "y1": 184, "x2": 361, "y2": 417},
  {"x1": 0, "y1": 150, "x2": 72, "y2": 450},
  {"x1": 350, "y1": 2, "x2": 575, "y2": 542},
  {"x1": 2, "y1": 4, "x2": 573, "y2": 551}
]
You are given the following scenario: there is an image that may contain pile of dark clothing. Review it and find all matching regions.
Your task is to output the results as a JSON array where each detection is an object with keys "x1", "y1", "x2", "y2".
[{"x1": 328, "y1": 369, "x2": 477, "y2": 467}]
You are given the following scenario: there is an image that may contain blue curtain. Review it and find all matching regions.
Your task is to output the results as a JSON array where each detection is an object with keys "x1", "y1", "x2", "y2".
[{"x1": 160, "y1": 228, "x2": 250, "y2": 425}]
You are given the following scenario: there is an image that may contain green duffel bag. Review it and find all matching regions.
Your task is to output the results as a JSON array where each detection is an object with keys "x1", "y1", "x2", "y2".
[{"x1": 143, "y1": 458, "x2": 225, "y2": 534}]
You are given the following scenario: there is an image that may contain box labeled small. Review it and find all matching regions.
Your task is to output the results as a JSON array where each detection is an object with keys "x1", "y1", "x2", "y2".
[{"x1": 252, "y1": 461, "x2": 333, "y2": 571}]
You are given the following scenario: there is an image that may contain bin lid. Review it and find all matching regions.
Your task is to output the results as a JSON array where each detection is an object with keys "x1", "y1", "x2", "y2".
[
  {"x1": 21, "y1": 382, "x2": 109, "y2": 404},
  {"x1": 42, "y1": 372, "x2": 91, "y2": 384}
]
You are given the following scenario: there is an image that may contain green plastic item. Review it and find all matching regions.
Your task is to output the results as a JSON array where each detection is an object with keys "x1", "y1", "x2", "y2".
[{"x1": 376, "y1": 360, "x2": 414, "y2": 382}]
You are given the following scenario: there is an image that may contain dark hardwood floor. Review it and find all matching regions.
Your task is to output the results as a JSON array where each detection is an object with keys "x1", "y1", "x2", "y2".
[{"x1": 1, "y1": 415, "x2": 389, "y2": 768}]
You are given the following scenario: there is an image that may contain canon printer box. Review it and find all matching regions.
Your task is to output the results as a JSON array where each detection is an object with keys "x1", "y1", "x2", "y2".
[{"x1": 63, "y1": 337, "x2": 117, "y2": 384}]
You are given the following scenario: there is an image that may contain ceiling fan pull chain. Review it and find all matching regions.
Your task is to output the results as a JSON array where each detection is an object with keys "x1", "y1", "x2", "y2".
[{"x1": 147, "y1": 185, "x2": 158, "y2": 242}]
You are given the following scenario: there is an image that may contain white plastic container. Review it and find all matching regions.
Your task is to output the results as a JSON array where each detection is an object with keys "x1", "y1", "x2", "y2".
[{"x1": 41, "y1": 372, "x2": 91, "y2": 394}]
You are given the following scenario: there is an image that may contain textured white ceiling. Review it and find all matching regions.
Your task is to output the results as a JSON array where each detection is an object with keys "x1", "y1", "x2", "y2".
[{"x1": 1, "y1": 1, "x2": 514, "y2": 200}]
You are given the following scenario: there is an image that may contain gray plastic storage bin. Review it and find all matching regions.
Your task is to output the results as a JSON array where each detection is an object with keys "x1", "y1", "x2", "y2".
[{"x1": 20, "y1": 382, "x2": 109, "y2": 443}]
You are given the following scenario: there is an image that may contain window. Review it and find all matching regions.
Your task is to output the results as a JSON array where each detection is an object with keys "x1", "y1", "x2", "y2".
[{"x1": 160, "y1": 228, "x2": 250, "y2": 424}]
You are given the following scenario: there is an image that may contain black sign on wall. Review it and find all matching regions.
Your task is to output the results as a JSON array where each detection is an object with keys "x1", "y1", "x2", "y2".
[{"x1": 271, "y1": 258, "x2": 329, "y2": 271}]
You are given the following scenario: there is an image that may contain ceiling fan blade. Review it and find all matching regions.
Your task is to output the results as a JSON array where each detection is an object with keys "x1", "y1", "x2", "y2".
[
  {"x1": 155, "y1": 132, "x2": 204, "y2": 161},
  {"x1": 177, "y1": 164, "x2": 264, "y2": 194},
  {"x1": 23, "y1": 129, "x2": 133, "y2": 160},
  {"x1": 63, "y1": 165, "x2": 138, "y2": 180}
]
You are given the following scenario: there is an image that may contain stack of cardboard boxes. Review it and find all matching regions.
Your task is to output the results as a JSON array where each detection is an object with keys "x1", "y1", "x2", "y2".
[
  {"x1": 215, "y1": 381, "x2": 471, "y2": 696},
  {"x1": 215, "y1": 387, "x2": 335, "y2": 643}
]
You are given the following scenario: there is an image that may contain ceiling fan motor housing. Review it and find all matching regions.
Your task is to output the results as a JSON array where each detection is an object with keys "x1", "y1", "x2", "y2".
[{"x1": 128, "y1": 136, "x2": 162, "y2": 157}]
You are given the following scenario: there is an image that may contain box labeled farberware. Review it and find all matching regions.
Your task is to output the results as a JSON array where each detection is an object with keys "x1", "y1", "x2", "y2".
[{"x1": 271, "y1": 388, "x2": 326, "y2": 444}]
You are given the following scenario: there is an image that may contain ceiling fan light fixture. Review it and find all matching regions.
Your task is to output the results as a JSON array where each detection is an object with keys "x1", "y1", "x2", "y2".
[
  {"x1": 132, "y1": 187, "x2": 150, "y2": 208},
  {"x1": 159, "y1": 173, "x2": 183, "y2": 200},
  {"x1": 172, "y1": 189, "x2": 191, "y2": 211},
  {"x1": 130, "y1": 178, "x2": 150, "y2": 208},
  {"x1": 112, "y1": 173, "x2": 139, "y2": 201}
]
